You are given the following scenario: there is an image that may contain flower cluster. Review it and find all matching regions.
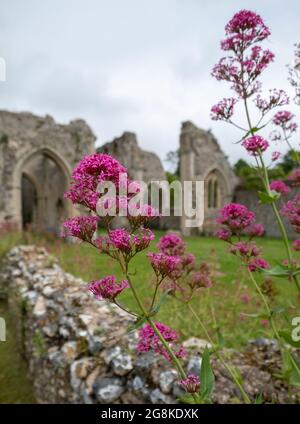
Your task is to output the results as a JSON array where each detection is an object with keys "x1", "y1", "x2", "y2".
[
  {"x1": 157, "y1": 233, "x2": 187, "y2": 256},
  {"x1": 271, "y1": 151, "x2": 282, "y2": 162},
  {"x1": 281, "y1": 195, "x2": 300, "y2": 233},
  {"x1": 61, "y1": 215, "x2": 99, "y2": 242},
  {"x1": 272, "y1": 110, "x2": 298, "y2": 138},
  {"x1": 210, "y1": 98, "x2": 237, "y2": 121},
  {"x1": 137, "y1": 322, "x2": 186, "y2": 361},
  {"x1": 254, "y1": 89, "x2": 289, "y2": 114},
  {"x1": 179, "y1": 374, "x2": 201, "y2": 394},
  {"x1": 270, "y1": 180, "x2": 291, "y2": 195},
  {"x1": 292, "y1": 239, "x2": 300, "y2": 251},
  {"x1": 96, "y1": 227, "x2": 154, "y2": 257},
  {"x1": 216, "y1": 203, "x2": 255, "y2": 234},
  {"x1": 216, "y1": 203, "x2": 268, "y2": 272},
  {"x1": 242, "y1": 135, "x2": 269, "y2": 156},
  {"x1": 288, "y1": 169, "x2": 300, "y2": 187},
  {"x1": 212, "y1": 10, "x2": 274, "y2": 98},
  {"x1": 65, "y1": 153, "x2": 127, "y2": 211},
  {"x1": 222, "y1": 9, "x2": 270, "y2": 51},
  {"x1": 147, "y1": 252, "x2": 182, "y2": 279},
  {"x1": 88, "y1": 276, "x2": 129, "y2": 301}
]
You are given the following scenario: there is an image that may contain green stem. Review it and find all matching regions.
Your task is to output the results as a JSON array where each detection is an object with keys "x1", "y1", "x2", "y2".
[
  {"x1": 187, "y1": 303, "x2": 251, "y2": 404},
  {"x1": 247, "y1": 270, "x2": 300, "y2": 378},
  {"x1": 243, "y1": 97, "x2": 300, "y2": 293}
]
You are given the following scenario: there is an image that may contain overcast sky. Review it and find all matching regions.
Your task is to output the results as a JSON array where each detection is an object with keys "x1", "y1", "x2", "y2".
[{"x1": 1, "y1": 0, "x2": 299, "y2": 169}]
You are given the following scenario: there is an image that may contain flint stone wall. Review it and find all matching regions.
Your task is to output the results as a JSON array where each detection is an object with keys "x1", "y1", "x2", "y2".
[{"x1": 0, "y1": 245, "x2": 192, "y2": 404}]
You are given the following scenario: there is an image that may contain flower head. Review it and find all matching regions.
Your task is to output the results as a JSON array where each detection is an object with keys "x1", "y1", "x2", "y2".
[
  {"x1": 288, "y1": 169, "x2": 300, "y2": 187},
  {"x1": 242, "y1": 135, "x2": 269, "y2": 156},
  {"x1": 248, "y1": 258, "x2": 270, "y2": 272},
  {"x1": 216, "y1": 203, "x2": 255, "y2": 233},
  {"x1": 270, "y1": 180, "x2": 290, "y2": 195},
  {"x1": 147, "y1": 252, "x2": 182, "y2": 279},
  {"x1": 88, "y1": 276, "x2": 129, "y2": 300},
  {"x1": 271, "y1": 151, "x2": 282, "y2": 162},
  {"x1": 211, "y1": 98, "x2": 237, "y2": 121},
  {"x1": 62, "y1": 215, "x2": 99, "y2": 241},
  {"x1": 179, "y1": 374, "x2": 201, "y2": 394},
  {"x1": 137, "y1": 322, "x2": 186, "y2": 361},
  {"x1": 157, "y1": 233, "x2": 186, "y2": 256},
  {"x1": 244, "y1": 223, "x2": 265, "y2": 238},
  {"x1": 292, "y1": 239, "x2": 300, "y2": 251},
  {"x1": 281, "y1": 195, "x2": 300, "y2": 233}
]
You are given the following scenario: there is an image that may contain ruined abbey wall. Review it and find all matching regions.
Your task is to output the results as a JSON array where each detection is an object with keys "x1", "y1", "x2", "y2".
[{"x1": 0, "y1": 111, "x2": 95, "y2": 233}]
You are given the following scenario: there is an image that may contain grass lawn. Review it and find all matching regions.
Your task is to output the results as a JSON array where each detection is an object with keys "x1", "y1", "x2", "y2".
[{"x1": 2, "y1": 230, "x2": 298, "y2": 349}]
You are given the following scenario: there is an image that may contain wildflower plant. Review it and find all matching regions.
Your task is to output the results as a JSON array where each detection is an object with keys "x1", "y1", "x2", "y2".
[
  {"x1": 63, "y1": 152, "x2": 216, "y2": 403},
  {"x1": 212, "y1": 9, "x2": 300, "y2": 387}
]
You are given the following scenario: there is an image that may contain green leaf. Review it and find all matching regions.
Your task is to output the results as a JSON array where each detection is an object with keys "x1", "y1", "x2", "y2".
[
  {"x1": 290, "y1": 355, "x2": 300, "y2": 388},
  {"x1": 258, "y1": 190, "x2": 280, "y2": 204},
  {"x1": 200, "y1": 347, "x2": 215, "y2": 401},
  {"x1": 279, "y1": 330, "x2": 300, "y2": 348},
  {"x1": 254, "y1": 393, "x2": 263, "y2": 404},
  {"x1": 127, "y1": 315, "x2": 147, "y2": 333},
  {"x1": 291, "y1": 150, "x2": 300, "y2": 163},
  {"x1": 216, "y1": 327, "x2": 225, "y2": 348},
  {"x1": 261, "y1": 265, "x2": 291, "y2": 278}
]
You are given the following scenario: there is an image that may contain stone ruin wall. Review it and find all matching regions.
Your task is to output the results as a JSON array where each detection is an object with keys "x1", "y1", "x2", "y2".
[
  {"x1": 0, "y1": 111, "x2": 95, "y2": 232},
  {"x1": 180, "y1": 122, "x2": 238, "y2": 235}
]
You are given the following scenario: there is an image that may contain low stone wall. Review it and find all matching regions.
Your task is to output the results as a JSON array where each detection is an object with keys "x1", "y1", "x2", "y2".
[
  {"x1": 0, "y1": 245, "x2": 298, "y2": 404},
  {"x1": 0, "y1": 245, "x2": 191, "y2": 404}
]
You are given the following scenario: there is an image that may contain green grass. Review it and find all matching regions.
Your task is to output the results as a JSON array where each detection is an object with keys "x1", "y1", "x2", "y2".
[{"x1": 0, "y1": 300, "x2": 36, "y2": 403}]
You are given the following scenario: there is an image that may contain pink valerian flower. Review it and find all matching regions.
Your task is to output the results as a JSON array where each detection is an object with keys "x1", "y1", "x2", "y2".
[
  {"x1": 288, "y1": 169, "x2": 300, "y2": 187},
  {"x1": 88, "y1": 276, "x2": 129, "y2": 300},
  {"x1": 210, "y1": 98, "x2": 237, "y2": 121},
  {"x1": 270, "y1": 180, "x2": 290, "y2": 195},
  {"x1": 248, "y1": 258, "x2": 270, "y2": 272},
  {"x1": 137, "y1": 322, "x2": 186, "y2": 361},
  {"x1": 127, "y1": 204, "x2": 159, "y2": 229},
  {"x1": 157, "y1": 233, "x2": 186, "y2": 256},
  {"x1": 65, "y1": 154, "x2": 127, "y2": 210},
  {"x1": 190, "y1": 270, "x2": 213, "y2": 289},
  {"x1": 240, "y1": 293, "x2": 251, "y2": 304},
  {"x1": 242, "y1": 135, "x2": 269, "y2": 156},
  {"x1": 99, "y1": 228, "x2": 154, "y2": 256},
  {"x1": 230, "y1": 241, "x2": 260, "y2": 258},
  {"x1": 64, "y1": 184, "x2": 99, "y2": 211},
  {"x1": 254, "y1": 89, "x2": 289, "y2": 114},
  {"x1": 281, "y1": 195, "x2": 300, "y2": 233},
  {"x1": 61, "y1": 215, "x2": 99, "y2": 241},
  {"x1": 215, "y1": 228, "x2": 232, "y2": 241},
  {"x1": 244, "y1": 223, "x2": 265, "y2": 238},
  {"x1": 272, "y1": 110, "x2": 298, "y2": 134},
  {"x1": 271, "y1": 151, "x2": 282, "y2": 162},
  {"x1": 108, "y1": 228, "x2": 131, "y2": 254},
  {"x1": 292, "y1": 239, "x2": 300, "y2": 251},
  {"x1": 133, "y1": 228, "x2": 155, "y2": 252},
  {"x1": 147, "y1": 253, "x2": 182, "y2": 279},
  {"x1": 180, "y1": 253, "x2": 196, "y2": 267},
  {"x1": 216, "y1": 203, "x2": 255, "y2": 234},
  {"x1": 224, "y1": 10, "x2": 270, "y2": 47},
  {"x1": 72, "y1": 153, "x2": 126, "y2": 190},
  {"x1": 282, "y1": 258, "x2": 298, "y2": 268},
  {"x1": 179, "y1": 374, "x2": 201, "y2": 394}
]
